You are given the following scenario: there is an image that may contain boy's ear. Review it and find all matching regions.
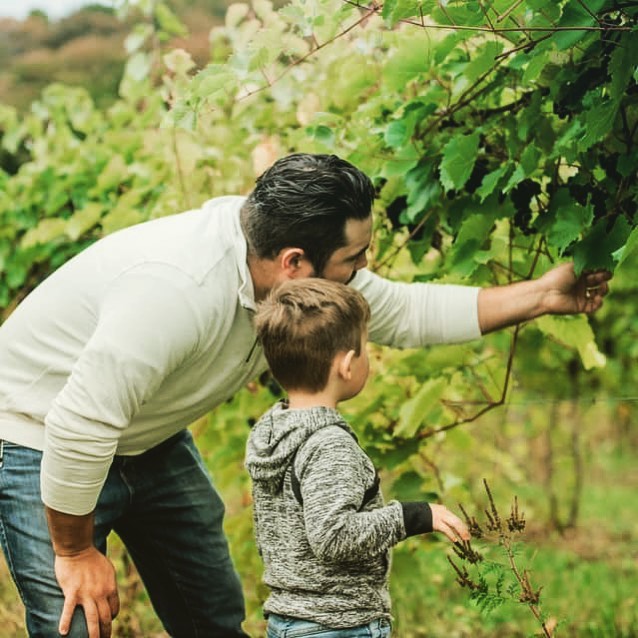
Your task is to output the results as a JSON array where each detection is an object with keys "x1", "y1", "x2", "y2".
[
  {"x1": 338, "y1": 349, "x2": 356, "y2": 381},
  {"x1": 279, "y1": 248, "x2": 314, "y2": 279}
]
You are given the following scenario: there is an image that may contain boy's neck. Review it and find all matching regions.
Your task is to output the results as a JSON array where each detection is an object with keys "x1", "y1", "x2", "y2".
[{"x1": 286, "y1": 390, "x2": 339, "y2": 410}]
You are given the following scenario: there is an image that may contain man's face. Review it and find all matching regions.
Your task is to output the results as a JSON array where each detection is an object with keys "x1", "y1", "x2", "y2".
[{"x1": 320, "y1": 216, "x2": 372, "y2": 284}]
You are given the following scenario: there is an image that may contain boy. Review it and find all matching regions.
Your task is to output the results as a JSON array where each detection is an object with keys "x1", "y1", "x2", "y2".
[{"x1": 246, "y1": 278, "x2": 470, "y2": 637}]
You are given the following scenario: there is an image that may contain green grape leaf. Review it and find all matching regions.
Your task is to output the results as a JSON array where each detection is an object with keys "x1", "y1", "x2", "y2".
[
  {"x1": 95, "y1": 155, "x2": 129, "y2": 193},
  {"x1": 520, "y1": 144, "x2": 541, "y2": 176},
  {"x1": 521, "y1": 49, "x2": 550, "y2": 84},
  {"x1": 164, "y1": 100, "x2": 197, "y2": 130},
  {"x1": 100, "y1": 190, "x2": 146, "y2": 234},
  {"x1": 431, "y1": 2, "x2": 484, "y2": 27},
  {"x1": 381, "y1": 0, "x2": 421, "y2": 27},
  {"x1": 617, "y1": 153, "x2": 638, "y2": 178},
  {"x1": 546, "y1": 189, "x2": 593, "y2": 255},
  {"x1": 5, "y1": 255, "x2": 30, "y2": 289},
  {"x1": 476, "y1": 165, "x2": 508, "y2": 203},
  {"x1": 439, "y1": 133, "x2": 480, "y2": 192},
  {"x1": 391, "y1": 471, "x2": 438, "y2": 501},
  {"x1": 66, "y1": 203, "x2": 105, "y2": 241},
  {"x1": 502, "y1": 164, "x2": 526, "y2": 194},
  {"x1": 404, "y1": 162, "x2": 440, "y2": 220},
  {"x1": 397, "y1": 344, "x2": 472, "y2": 378},
  {"x1": 381, "y1": 146, "x2": 420, "y2": 178},
  {"x1": 609, "y1": 33, "x2": 638, "y2": 103},
  {"x1": 552, "y1": 119, "x2": 584, "y2": 160},
  {"x1": 164, "y1": 48, "x2": 196, "y2": 76},
  {"x1": 464, "y1": 42, "x2": 504, "y2": 83},
  {"x1": 551, "y1": 0, "x2": 605, "y2": 50},
  {"x1": 2, "y1": 121, "x2": 27, "y2": 154},
  {"x1": 383, "y1": 37, "x2": 432, "y2": 93},
  {"x1": 155, "y1": 2, "x2": 188, "y2": 37},
  {"x1": 572, "y1": 216, "x2": 632, "y2": 275},
  {"x1": 44, "y1": 187, "x2": 70, "y2": 217},
  {"x1": 384, "y1": 120, "x2": 410, "y2": 149},
  {"x1": 577, "y1": 100, "x2": 618, "y2": 151},
  {"x1": 307, "y1": 125, "x2": 335, "y2": 148},
  {"x1": 613, "y1": 225, "x2": 638, "y2": 272},
  {"x1": 396, "y1": 377, "x2": 447, "y2": 438},
  {"x1": 535, "y1": 315, "x2": 606, "y2": 370},
  {"x1": 20, "y1": 219, "x2": 67, "y2": 249},
  {"x1": 448, "y1": 238, "x2": 484, "y2": 277},
  {"x1": 192, "y1": 65, "x2": 237, "y2": 99},
  {"x1": 370, "y1": 438, "x2": 420, "y2": 470}
]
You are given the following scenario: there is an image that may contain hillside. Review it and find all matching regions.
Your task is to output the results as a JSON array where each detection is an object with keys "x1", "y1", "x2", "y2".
[{"x1": 0, "y1": 2, "x2": 224, "y2": 112}]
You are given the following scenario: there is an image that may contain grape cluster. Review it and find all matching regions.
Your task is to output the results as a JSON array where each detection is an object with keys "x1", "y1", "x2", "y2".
[{"x1": 510, "y1": 179, "x2": 541, "y2": 235}]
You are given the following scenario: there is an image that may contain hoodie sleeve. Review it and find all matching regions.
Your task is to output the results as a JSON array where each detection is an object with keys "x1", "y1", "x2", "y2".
[{"x1": 296, "y1": 427, "x2": 406, "y2": 563}]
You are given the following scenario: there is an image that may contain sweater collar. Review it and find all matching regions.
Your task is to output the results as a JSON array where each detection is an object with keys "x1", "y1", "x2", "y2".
[{"x1": 231, "y1": 198, "x2": 257, "y2": 311}]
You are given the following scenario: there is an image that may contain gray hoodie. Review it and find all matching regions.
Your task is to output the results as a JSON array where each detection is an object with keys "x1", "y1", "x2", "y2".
[{"x1": 245, "y1": 401, "x2": 433, "y2": 628}]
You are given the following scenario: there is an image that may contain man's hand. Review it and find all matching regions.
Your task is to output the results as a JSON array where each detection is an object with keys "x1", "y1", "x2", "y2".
[
  {"x1": 45, "y1": 506, "x2": 119, "y2": 638},
  {"x1": 55, "y1": 547, "x2": 120, "y2": 638},
  {"x1": 430, "y1": 504, "x2": 471, "y2": 543},
  {"x1": 538, "y1": 262, "x2": 611, "y2": 316},
  {"x1": 478, "y1": 261, "x2": 612, "y2": 334}
]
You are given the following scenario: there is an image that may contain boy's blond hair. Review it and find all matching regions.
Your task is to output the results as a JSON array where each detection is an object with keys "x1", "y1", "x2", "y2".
[{"x1": 254, "y1": 279, "x2": 370, "y2": 393}]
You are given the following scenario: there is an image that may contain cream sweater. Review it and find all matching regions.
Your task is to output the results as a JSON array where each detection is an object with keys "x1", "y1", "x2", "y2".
[{"x1": 0, "y1": 196, "x2": 480, "y2": 515}]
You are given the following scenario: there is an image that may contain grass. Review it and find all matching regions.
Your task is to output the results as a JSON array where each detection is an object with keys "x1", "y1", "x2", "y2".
[{"x1": 0, "y1": 403, "x2": 635, "y2": 637}]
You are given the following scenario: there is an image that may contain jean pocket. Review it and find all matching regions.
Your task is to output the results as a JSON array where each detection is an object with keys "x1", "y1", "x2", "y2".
[
  {"x1": 0, "y1": 440, "x2": 22, "y2": 468},
  {"x1": 375, "y1": 619, "x2": 392, "y2": 638}
]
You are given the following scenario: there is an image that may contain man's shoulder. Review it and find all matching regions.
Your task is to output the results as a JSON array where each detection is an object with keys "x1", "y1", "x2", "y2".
[{"x1": 201, "y1": 195, "x2": 247, "y2": 214}]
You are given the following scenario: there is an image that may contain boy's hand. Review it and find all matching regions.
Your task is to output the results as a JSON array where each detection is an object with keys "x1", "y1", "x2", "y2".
[{"x1": 430, "y1": 504, "x2": 470, "y2": 543}]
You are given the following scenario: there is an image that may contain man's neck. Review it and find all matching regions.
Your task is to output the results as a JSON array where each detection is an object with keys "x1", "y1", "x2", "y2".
[{"x1": 247, "y1": 253, "x2": 279, "y2": 302}]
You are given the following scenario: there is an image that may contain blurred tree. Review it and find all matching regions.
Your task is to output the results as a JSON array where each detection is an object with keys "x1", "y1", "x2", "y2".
[
  {"x1": 28, "y1": 10, "x2": 49, "y2": 22},
  {"x1": 44, "y1": 9, "x2": 123, "y2": 48},
  {"x1": 0, "y1": 1, "x2": 228, "y2": 112}
]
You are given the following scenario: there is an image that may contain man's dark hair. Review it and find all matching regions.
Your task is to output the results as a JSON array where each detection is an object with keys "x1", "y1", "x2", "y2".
[{"x1": 240, "y1": 153, "x2": 375, "y2": 274}]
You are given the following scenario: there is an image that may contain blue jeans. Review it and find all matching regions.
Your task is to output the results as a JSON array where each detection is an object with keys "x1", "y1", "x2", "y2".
[
  {"x1": 0, "y1": 431, "x2": 248, "y2": 637},
  {"x1": 267, "y1": 614, "x2": 392, "y2": 637}
]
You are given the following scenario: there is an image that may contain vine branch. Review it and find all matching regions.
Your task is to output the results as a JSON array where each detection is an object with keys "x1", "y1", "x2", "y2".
[
  {"x1": 228, "y1": 0, "x2": 632, "y2": 109},
  {"x1": 415, "y1": 235, "x2": 547, "y2": 441}
]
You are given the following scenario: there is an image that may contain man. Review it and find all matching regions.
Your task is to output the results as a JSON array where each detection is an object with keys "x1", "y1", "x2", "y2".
[{"x1": 0, "y1": 153, "x2": 610, "y2": 638}]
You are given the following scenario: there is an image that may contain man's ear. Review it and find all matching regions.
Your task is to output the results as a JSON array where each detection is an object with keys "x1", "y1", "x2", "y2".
[
  {"x1": 279, "y1": 248, "x2": 314, "y2": 279},
  {"x1": 337, "y1": 350, "x2": 356, "y2": 381}
]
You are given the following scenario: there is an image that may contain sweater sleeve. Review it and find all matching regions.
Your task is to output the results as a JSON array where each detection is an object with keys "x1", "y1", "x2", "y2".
[
  {"x1": 41, "y1": 264, "x2": 208, "y2": 515},
  {"x1": 401, "y1": 502, "x2": 433, "y2": 536},
  {"x1": 298, "y1": 429, "x2": 406, "y2": 563},
  {"x1": 350, "y1": 269, "x2": 481, "y2": 348}
]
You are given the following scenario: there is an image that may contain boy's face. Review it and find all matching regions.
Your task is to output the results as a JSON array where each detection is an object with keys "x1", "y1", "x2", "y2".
[{"x1": 320, "y1": 216, "x2": 372, "y2": 284}]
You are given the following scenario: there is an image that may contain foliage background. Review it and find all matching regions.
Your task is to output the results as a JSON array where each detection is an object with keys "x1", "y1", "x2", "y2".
[{"x1": 0, "y1": 0, "x2": 636, "y2": 635}]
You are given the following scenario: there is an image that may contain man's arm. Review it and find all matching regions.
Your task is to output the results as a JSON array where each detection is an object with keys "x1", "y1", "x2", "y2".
[
  {"x1": 46, "y1": 507, "x2": 119, "y2": 638},
  {"x1": 477, "y1": 262, "x2": 611, "y2": 334}
]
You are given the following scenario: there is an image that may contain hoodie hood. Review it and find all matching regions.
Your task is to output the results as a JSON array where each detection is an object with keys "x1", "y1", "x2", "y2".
[{"x1": 245, "y1": 401, "x2": 353, "y2": 493}]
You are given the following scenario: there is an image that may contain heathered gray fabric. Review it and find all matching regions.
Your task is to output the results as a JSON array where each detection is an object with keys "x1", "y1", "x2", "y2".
[{"x1": 245, "y1": 401, "x2": 406, "y2": 628}]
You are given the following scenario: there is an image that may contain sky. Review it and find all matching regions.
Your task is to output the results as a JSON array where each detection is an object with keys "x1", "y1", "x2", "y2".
[{"x1": 0, "y1": 0, "x2": 112, "y2": 20}]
